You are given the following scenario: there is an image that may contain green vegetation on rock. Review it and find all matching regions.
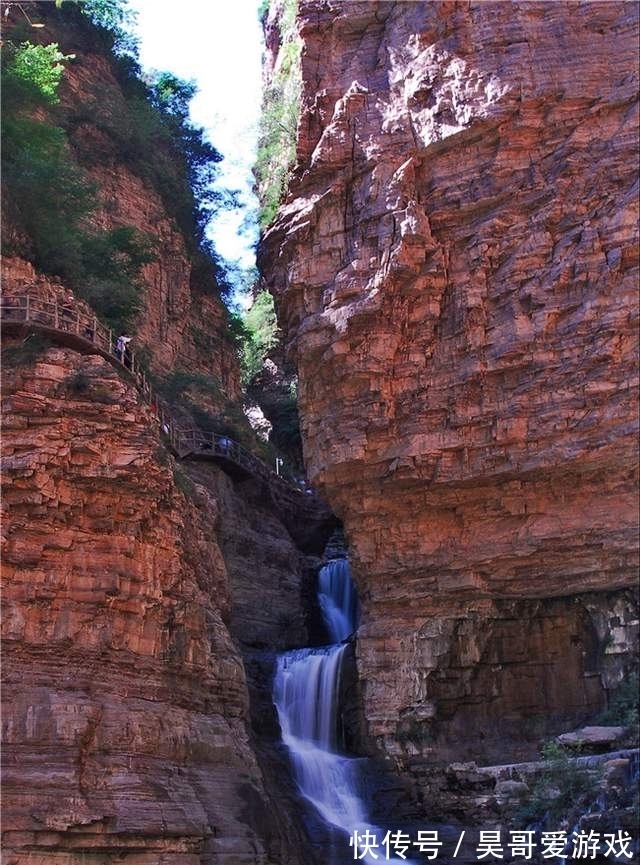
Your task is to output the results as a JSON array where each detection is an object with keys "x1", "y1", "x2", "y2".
[
  {"x1": 515, "y1": 740, "x2": 599, "y2": 826},
  {"x1": 255, "y1": 0, "x2": 302, "y2": 229},
  {"x1": 4, "y1": 40, "x2": 74, "y2": 103},
  {"x1": 1, "y1": 34, "x2": 154, "y2": 333},
  {"x1": 239, "y1": 290, "x2": 279, "y2": 384},
  {"x1": 1, "y1": 0, "x2": 235, "y2": 335}
]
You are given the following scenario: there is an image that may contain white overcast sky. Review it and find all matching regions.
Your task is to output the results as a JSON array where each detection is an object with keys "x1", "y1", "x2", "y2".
[{"x1": 127, "y1": 0, "x2": 264, "y2": 273}]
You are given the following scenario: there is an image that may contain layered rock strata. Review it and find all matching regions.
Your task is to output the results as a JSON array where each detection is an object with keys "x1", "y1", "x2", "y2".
[
  {"x1": 184, "y1": 461, "x2": 328, "y2": 652},
  {"x1": 260, "y1": 0, "x2": 639, "y2": 773},
  {"x1": 4, "y1": 2, "x2": 240, "y2": 394},
  {"x1": 1, "y1": 5, "x2": 338, "y2": 861},
  {"x1": 0, "y1": 342, "x2": 274, "y2": 863},
  {"x1": 1, "y1": 336, "x2": 331, "y2": 864}
]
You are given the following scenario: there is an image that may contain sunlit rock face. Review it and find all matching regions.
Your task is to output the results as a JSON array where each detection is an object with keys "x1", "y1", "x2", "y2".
[
  {"x1": 3, "y1": 0, "x2": 241, "y2": 395},
  {"x1": 59, "y1": 48, "x2": 241, "y2": 394},
  {"x1": 0, "y1": 6, "x2": 328, "y2": 856},
  {"x1": 0, "y1": 345, "x2": 286, "y2": 863},
  {"x1": 260, "y1": 0, "x2": 639, "y2": 770}
]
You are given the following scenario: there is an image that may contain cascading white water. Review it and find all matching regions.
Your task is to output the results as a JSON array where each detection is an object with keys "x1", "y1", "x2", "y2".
[
  {"x1": 273, "y1": 645, "x2": 368, "y2": 835},
  {"x1": 273, "y1": 559, "x2": 416, "y2": 864},
  {"x1": 317, "y1": 557, "x2": 359, "y2": 644}
]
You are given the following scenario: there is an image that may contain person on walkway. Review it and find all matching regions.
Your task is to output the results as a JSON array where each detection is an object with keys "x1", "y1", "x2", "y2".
[
  {"x1": 218, "y1": 436, "x2": 232, "y2": 455},
  {"x1": 61, "y1": 304, "x2": 74, "y2": 330},
  {"x1": 115, "y1": 334, "x2": 132, "y2": 366}
]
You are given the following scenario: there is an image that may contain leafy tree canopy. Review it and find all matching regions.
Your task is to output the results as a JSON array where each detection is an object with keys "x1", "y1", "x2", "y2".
[
  {"x1": 238, "y1": 290, "x2": 278, "y2": 384},
  {"x1": 3, "y1": 41, "x2": 75, "y2": 104},
  {"x1": 150, "y1": 71, "x2": 196, "y2": 123},
  {"x1": 76, "y1": 0, "x2": 138, "y2": 56}
]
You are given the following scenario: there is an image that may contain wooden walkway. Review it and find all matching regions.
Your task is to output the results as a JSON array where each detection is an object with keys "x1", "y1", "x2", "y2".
[{"x1": 1, "y1": 294, "x2": 332, "y2": 519}]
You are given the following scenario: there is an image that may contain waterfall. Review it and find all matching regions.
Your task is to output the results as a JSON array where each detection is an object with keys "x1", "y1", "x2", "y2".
[
  {"x1": 317, "y1": 557, "x2": 359, "y2": 643},
  {"x1": 273, "y1": 558, "x2": 416, "y2": 864}
]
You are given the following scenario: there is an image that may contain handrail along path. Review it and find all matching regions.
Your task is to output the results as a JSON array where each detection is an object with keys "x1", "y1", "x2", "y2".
[{"x1": 1, "y1": 294, "x2": 331, "y2": 519}]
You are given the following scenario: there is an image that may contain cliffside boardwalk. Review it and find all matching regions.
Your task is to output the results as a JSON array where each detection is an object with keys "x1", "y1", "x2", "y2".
[{"x1": 1, "y1": 294, "x2": 330, "y2": 519}]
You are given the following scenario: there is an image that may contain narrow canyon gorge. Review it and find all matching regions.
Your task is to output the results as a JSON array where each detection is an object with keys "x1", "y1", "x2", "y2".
[{"x1": 1, "y1": 2, "x2": 638, "y2": 864}]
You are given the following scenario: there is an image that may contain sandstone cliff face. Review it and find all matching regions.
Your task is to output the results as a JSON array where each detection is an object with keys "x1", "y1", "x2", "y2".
[
  {"x1": 260, "y1": 0, "x2": 639, "y2": 768},
  {"x1": 1, "y1": 315, "x2": 332, "y2": 862},
  {"x1": 64, "y1": 57, "x2": 240, "y2": 397},
  {"x1": 0, "y1": 342, "x2": 278, "y2": 863},
  {"x1": 4, "y1": 2, "x2": 240, "y2": 399},
  {"x1": 1, "y1": 8, "x2": 328, "y2": 861},
  {"x1": 185, "y1": 461, "x2": 325, "y2": 652}
]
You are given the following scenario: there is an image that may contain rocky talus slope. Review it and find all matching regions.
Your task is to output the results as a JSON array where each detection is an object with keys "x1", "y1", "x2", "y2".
[{"x1": 259, "y1": 0, "x2": 639, "y2": 778}]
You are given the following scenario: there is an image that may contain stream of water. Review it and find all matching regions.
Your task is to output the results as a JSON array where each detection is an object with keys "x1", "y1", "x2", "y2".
[{"x1": 273, "y1": 558, "x2": 417, "y2": 864}]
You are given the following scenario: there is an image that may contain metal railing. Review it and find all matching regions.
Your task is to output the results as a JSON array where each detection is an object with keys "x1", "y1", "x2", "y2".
[
  {"x1": 0, "y1": 294, "x2": 190, "y2": 454},
  {"x1": 1, "y1": 294, "x2": 330, "y2": 516}
]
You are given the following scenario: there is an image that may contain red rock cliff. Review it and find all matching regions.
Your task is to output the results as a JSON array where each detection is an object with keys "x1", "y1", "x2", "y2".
[
  {"x1": 1, "y1": 300, "x2": 325, "y2": 863},
  {"x1": 0, "y1": 344, "x2": 274, "y2": 861},
  {"x1": 2, "y1": 2, "x2": 240, "y2": 396},
  {"x1": 1, "y1": 5, "x2": 328, "y2": 862},
  {"x1": 259, "y1": 0, "x2": 639, "y2": 770}
]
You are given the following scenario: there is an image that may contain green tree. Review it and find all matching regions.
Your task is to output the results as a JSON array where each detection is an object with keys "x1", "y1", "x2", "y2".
[
  {"x1": 516, "y1": 740, "x2": 598, "y2": 826},
  {"x1": 255, "y1": 0, "x2": 302, "y2": 229},
  {"x1": 1, "y1": 38, "x2": 92, "y2": 271},
  {"x1": 77, "y1": 0, "x2": 138, "y2": 57},
  {"x1": 239, "y1": 290, "x2": 279, "y2": 384},
  {"x1": 150, "y1": 71, "x2": 195, "y2": 122},
  {"x1": 4, "y1": 41, "x2": 74, "y2": 103},
  {"x1": 1, "y1": 33, "x2": 155, "y2": 332}
]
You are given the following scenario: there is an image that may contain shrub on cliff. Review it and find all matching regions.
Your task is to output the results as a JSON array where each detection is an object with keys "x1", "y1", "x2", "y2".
[
  {"x1": 2, "y1": 1, "x2": 237, "y2": 322},
  {"x1": 1, "y1": 28, "x2": 155, "y2": 332},
  {"x1": 255, "y1": 0, "x2": 302, "y2": 229},
  {"x1": 515, "y1": 740, "x2": 599, "y2": 827},
  {"x1": 239, "y1": 290, "x2": 279, "y2": 384},
  {"x1": 75, "y1": 2, "x2": 235, "y2": 295},
  {"x1": 596, "y1": 675, "x2": 639, "y2": 730},
  {"x1": 1, "y1": 40, "x2": 87, "y2": 260},
  {"x1": 3, "y1": 40, "x2": 74, "y2": 104},
  {"x1": 1, "y1": 105, "x2": 154, "y2": 332}
]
